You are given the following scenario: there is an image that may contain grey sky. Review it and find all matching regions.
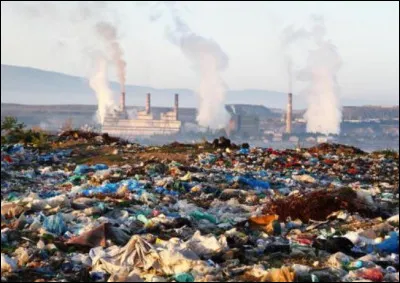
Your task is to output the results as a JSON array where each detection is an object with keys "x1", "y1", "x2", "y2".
[{"x1": 1, "y1": 1, "x2": 399, "y2": 104}]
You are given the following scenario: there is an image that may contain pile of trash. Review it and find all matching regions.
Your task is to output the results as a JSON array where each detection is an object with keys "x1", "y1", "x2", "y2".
[
  {"x1": 1, "y1": 138, "x2": 399, "y2": 282},
  {"x1": 57, "y1": 130, "x2": 127, "y2": 145}
]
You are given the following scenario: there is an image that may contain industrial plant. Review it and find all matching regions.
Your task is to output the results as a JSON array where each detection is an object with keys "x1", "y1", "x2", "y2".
[
  {"x1": 101, "y1": 90, "x2": 295, "y2": 139},
  {"x1": 102, "y1": 92, "x2": 182, "y2": 138}
]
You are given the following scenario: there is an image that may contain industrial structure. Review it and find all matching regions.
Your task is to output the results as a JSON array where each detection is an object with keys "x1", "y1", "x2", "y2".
[
  {"x1": 286, "y1": 92, "x2": 293, "y2": 134},
  {"x1": 102, "y1": 88, "x2": 294, "y2": 139},
  {"x1": 102, "y1": 92, "x2": 182, "y2": 137},
  {"x1": 225, "y1": 105, "x2": 262, "y2": 137}
]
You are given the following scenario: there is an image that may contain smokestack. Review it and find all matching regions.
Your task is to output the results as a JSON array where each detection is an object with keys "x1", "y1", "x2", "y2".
[
  {"x1": 146, "y1": 93, "x2": 151, "y2": 114},
  {"x1": 174, "y1": 93, "x2": 179, "y2": 120},
  {"x1": 286, "y1": 93, "x2": 293, "y2": 134},
  {"x1": 120, "y1": 91, "x2": 126, "y2": 112}
]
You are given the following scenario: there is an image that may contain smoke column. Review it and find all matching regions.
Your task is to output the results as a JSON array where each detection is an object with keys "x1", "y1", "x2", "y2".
[
  {"x1": 151, "y1": 2, "x2": 230, "y2": 130},
  {"x1": 95, "y1": 22, "x2": 127, "y2": 94},
  {"x1": 89, "y1": 57, "x2": 116, "y2": 124},
  {"x1": 283, "y1": 16, "x2": 342, "y2": 135},
  {"x1": 10, "y1": 2, "x2": 126, "y2": 124},
  {"x1": 287, "y1": 58, "x2": 293, "y2": 93}
]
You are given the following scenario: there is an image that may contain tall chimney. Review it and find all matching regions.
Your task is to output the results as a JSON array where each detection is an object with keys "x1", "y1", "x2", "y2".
[
  {"x1": 146, "y1": 93, "x2": 151, "y2": 114},
  {"x1": 120, "y1": 92, "x2": 126, "y2": 112},
  {"x1": 286, "y1": 93, "x2": 293, "y2": 134},
  {"x1": 174, "y1": 93, "x2": 179, "y2": 120}
]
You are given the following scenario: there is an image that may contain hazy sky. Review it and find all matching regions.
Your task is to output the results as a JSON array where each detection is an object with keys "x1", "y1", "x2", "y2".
[{"x1": 1, "y1": 1, "x2": 399, "y2": 104}]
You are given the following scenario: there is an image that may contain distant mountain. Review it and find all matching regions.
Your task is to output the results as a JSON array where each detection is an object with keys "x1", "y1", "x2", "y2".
[
  {"x1": 0, "y1": 64, "x2": 299, "y2": 109},
  {"x1": 1, "y1": 64, "x2": 397, "y2": 109}
]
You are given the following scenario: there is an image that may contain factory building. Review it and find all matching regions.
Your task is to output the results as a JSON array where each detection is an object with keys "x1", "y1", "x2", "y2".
[
  {"x1": 102, "y1": 93, "x2": 182, "y2": 137},
  {"x1": 225, "y1": 105, "x2": 262, "y2": 137}
]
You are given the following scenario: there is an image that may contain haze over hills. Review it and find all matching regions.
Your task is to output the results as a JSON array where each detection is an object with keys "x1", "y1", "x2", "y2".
[{"x1": 2, "y1": 64, "x2": 397, "y2": 109}]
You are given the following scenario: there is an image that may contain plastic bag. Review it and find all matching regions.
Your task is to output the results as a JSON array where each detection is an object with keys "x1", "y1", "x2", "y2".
[
  {"x1": 74, "y1": 164, "x2": 91, "y2": 175},
  {"x1": 1, "y1": 203, "x2": 25, "y2": 219},
  {"x1": 238, "y1": 148, "x2": 250, "y2": 155},
  {"x1": 184, "y1": 231, "x2": 226, "y2": 257},
  {"x1": 234, "y1": 176, "x2": 271, "y2": 190},
  {"x1": 374, "y1": 232, "x2": 399, "y2": 254},
  {"x1": 1, "y1": 253, "x2": 17, "y2": 272},
  {"x1": 262, "y1": 267, "x2": 295, "y2": 282},
  {"x1": 14, "y1": 247, "x2": 30, "y2": 266},
  {"x1": 92, "y1": 164, "x2": 109, "y2": 171},
  {"x1": 174, "y1": 273, "x2": 194, "y2": 282},
  {"x1": 190, "y1": 211, "x2": 218, "y2": 224},
  {"x1": 43, "y1": 213, "x2": 67, "y2": 236},
  {"x1": 249, "y1": 215, "x2": 280, "y2": 234},
  {"x1": 352, "y1": 268, "x2": 384, "y2": 282}
]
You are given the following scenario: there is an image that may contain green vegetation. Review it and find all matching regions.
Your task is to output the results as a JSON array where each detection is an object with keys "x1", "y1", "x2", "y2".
[
  {"x1": 1, "y1": 116, "x2": 25, "y2": 132},
  {"x1": 1, "y1": 116, "x2": 50, "y2": 149}
]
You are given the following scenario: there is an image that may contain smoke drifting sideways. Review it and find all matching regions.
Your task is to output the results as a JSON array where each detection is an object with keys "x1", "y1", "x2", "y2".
[
  {"x1": 150, "y1": 2, "x2": 231, "y2": 130},
  {"x1": 283, "y1": 16, "x2": 342, "y2": 135}
]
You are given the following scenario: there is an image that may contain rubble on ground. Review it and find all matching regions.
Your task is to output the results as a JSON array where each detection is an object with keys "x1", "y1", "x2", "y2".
[{"x1": 1, "y1": 136, "x2": 399, "y2": 282}]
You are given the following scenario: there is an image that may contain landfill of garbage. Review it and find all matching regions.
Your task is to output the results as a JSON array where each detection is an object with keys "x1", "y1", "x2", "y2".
[{"x1": 1, "y1": 131, "x2": 399, "y2": 282}]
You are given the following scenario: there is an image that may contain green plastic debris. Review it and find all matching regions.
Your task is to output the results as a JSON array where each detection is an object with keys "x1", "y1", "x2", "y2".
[
  {"x1": 170, "y1": 161, "x2": 183, "y2": 167},
  {"x1": 174, "y1": 273, "x2": 194, "y2": 282},
  {"x1": 173, "y1": 181, "x2": 186, "y2": 193},
  {"x1": 6, "y1": 193, "x2": 18, "y2": 202},
  {"x1": 190, "y1": 210, "x2": 218, "y2": 224},
  {"x1": 97, "y1": 202, "x2": 106, "y2": 211},
  {"x1": 68, "y1": 175, "x2": 85, "y2": 185},
  {"x1": 311, "y1": 274, "x2": 319, "y2": 282},
  {"x1": 180, "y1": 172, "x2": 191, "y2": 181},
  {"x1": 272, "y1": 220, "x2": 282, "y2": 236},
  {"x1": 137, "y1": 214, "x2": 149, "y2": 225}
]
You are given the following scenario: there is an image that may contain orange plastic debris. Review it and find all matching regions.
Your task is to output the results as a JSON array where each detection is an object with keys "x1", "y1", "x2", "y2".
[
  {"x1": 249, "y1": 215, "x2": 279, "y2": 225},
  {"x1": 262, "y1": 267, "x2": 295, "y2": 282},
  {"x1": 249, "y1": 215, "x2": 280, "y2": 234}
]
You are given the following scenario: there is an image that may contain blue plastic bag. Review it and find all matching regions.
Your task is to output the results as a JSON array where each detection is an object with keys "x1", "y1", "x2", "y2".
[
  {"x1": 82, "y1": 183, "x2": 120, "y2": 196},
  {"x1": 38, "y1": 155, "x2": 53, "y2": 163},
  {"x1": 39, "y1": 191, "x2": 60, "y2": 199},
  {"x1": 74, "y1": 164, "x2": 91, "y2": 175},
  {"x1": 155, "y1": 187, "x2": 166, "y2": 194},
  {"x1": 43, "y1": 213, "x2": 67, "y2": 236},
  {"x1": 121, "y1": 180, "x2": 142, "y2": 191},
  {"x1": 200, "y1": 154, "x2": 217, "y2": 165},
  {"x1": 235, "y1": 176, "x2": 270, "y2": 190},
  {"x1": 375, "y1": 232, "x2": 399, "y2": 254},
  {"x1": 9, "y1": 144, "x2": 24, "y2": 154},
  {"x1": 238, "y1": 148, "x2": 250, "y2": 155},
  {"x1": 92, "y1": 164, "x2": 109, "y2": 171},
  {"x1": 81, "y1": 179, "x2": 143, "y2": 196},
  {"x1": 366, "y1": 232, "x2": 399, "y2": 254}
]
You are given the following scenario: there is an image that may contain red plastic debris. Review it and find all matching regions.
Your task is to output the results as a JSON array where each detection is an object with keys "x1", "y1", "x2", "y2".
[
  {"x1": 4, "y1": 155, "x2": 13, "y2": 163},
  {"x1": 357, "y1": 268, "x2": 384, "y2": 282},
  {"x1": 347, "y1": 168, "x2": 358, "y2": 175}
]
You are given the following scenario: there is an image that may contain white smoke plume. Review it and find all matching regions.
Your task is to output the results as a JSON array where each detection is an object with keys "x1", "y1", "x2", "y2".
[
  {"x1": 95, "y1": 22, "x2": 127, "y2": 94},
  {"x1": 9, "y1": 2, "x2": 125, "y2": 125},
  {"x1": 282, "y1": 16, "x2": 342, "y2": 135},
  {"x1": 89, "y1": 57, "x2": 117, "y2": 124},
  {"x1": 150, "y1": 1, "x2": 230, "y2": 130}
]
